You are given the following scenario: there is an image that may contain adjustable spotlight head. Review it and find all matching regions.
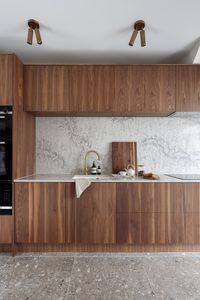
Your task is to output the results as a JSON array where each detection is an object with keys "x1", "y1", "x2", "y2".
[
  {"x1": 129, "y1": 20, "x2": 146, "y2": 47},
  {"x1": 27, "y1": 19, "x2": 42, "y2": 45},
  {"x1": 27, "y1": 27, "x2": 33, "y2": 45},
  {"x1": 35, "y1": 27, "x2": 42, "y2": 44},
  {"x1": 140, "y1": 29, "x2": 146, "y2": 47},
  {"x1": 129, "y1": 30, "x2": 138, "y2": 47}
]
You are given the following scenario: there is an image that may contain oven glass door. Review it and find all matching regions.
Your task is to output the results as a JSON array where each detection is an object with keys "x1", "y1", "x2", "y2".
[
  {"x1": 0, "y1": 141, "x2": 12, "y2": 180},
  {"x1": 0, "y1": 181, "x2": 12, "y2": 215},
  {"x1": 0, "y1": 114, "x2": 12, "y2": 139}
]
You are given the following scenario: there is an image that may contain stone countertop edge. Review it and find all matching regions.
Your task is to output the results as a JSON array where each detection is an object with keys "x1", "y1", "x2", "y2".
[{"x1": 13, "y1": 174, "x2": 200, "y2": 183}]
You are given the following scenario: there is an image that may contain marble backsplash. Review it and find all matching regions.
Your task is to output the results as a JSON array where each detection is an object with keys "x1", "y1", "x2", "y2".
[{"x1": 36, "y1": 115, "x2": 200, "y2": 175}]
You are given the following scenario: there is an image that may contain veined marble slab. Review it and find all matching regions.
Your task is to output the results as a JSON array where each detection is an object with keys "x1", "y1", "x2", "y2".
[{"x1": 36, "y1": 116, "x2": 200, "y2": 175}]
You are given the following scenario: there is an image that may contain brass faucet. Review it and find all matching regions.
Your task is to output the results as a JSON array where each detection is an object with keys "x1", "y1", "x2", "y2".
[{"x1": 84, "y1": 150, "x2": 100, "y2": 175}]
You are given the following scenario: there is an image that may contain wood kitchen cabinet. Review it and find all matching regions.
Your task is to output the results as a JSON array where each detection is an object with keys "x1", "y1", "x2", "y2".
[
  {"x1": 0, "y1": 54, "x2": 13, "y2": 105},
  {"x1": 0, "y1": 216, "x2": 12, "y2": 244},
  {"x1": 144, "y1": 65, "x2": 176, "y2": 114},
  {"x1": 176, "y1": 65, "x2": 200, "y2": 111},
  {"x1": 117, "y1": 183, "x2": 171, "y2": 245},
  {"x1": 23, "y1": 65, "x2": 71, "y2": 111},
  {"x1": 117, "y1": 183, "x2": 200, "y2": 245},
  {"x1": 114, "y1": 65, "x2": 176, "y2": 115},
  {"x1": 114, "y1": 65, "x2": 145, "y2": 113},
  {"x1": 70, "y1": 65, "x2": 115, "y2": 113},
  {"x1": 75, "y1": 183, "x2": 116, "y2": 244},
  {"x1": 15, "y1": 183, "x2": 75, "y2": 244},
  {"x1": 23, "y1": 65, "x2": 176, "y2": 115}
]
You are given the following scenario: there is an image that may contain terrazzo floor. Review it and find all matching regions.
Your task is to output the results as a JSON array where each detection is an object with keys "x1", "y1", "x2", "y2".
[{"x1": 0, "y1": 253, "x2": 200, "y2": 299}]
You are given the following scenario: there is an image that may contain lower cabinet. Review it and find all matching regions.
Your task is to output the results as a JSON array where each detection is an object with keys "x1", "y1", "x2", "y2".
[
  {"x1": 15, "y1": 183, "x2": 75, "y2": 244},
  {"x1": 75, "y1": 183, "x2": 116, "y2": 244},
  {"x1": 117, "y1": 183, "x2": 200, "y2": 245},
  {"x1": 0, "y1": 216, "x2": 12, "y2": 244},
  {"x1": 14, "y1": 182, "x2": 200, "y2": 247}
]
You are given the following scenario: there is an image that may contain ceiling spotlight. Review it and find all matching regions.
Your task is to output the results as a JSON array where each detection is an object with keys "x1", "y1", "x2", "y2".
[
  {"x1": 129, "y1": 20, "x2": 146, "y2": 47},
  {"x1": 27, "y1": 19, "x2": 42, "y2": 45}
]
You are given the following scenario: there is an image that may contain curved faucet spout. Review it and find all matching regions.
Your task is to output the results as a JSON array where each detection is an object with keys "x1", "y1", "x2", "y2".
[{"x1": 84, "y1": 150, "x2": 100, "y2": 175}]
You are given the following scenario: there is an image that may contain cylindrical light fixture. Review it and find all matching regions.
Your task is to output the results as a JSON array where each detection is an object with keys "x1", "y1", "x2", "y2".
[
  {"x1": 27, "y1": 28, "x2": 33, "y2": 45},
  {"x1": 129, "y1": 20, "x2": 146, "y2": 47},
  {"x1": 129, "y1": 30, "x2": 138, "y2": 47},
  {"x1": 35, "y1": 27, "x2": 42, "y2": 45},
  {"x1": 140, "y1": 29, "x2": 146, "y2": 47},
  {"x1": 27, "y1": 19, "x2": 42, "y2": 45}
]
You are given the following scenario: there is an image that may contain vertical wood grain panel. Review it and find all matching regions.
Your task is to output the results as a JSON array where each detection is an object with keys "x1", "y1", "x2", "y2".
[
  {"x1": 70, "y1": 65, "x2": 95, "y2": 112},
  {"x1": 13, "y1": 56, "x2": 36, "y2": 179},
  {"x1": 0, "y1": 216, "x2": 13, "y2": 244},
  {"x1": 23, "y1": 65, "x2": 71, "y2": 111},
  {"x1": 75, "y1": 183, "x2": 116, "y2": 244},
  {"x1": 15, "y1": 183, "x2": 34, "y2": 243},
  {"x1": 144, "y1": 65, "x2": 175, "y2": 113},
  {"x1": 0, "y1": 54, "x2": 13, "y2": 105},
  {"x1": 15, "y1": 183, "x2": 72, "y2": 244},
  {"x1": 66, "y1": 183, "x2": 75, "y2": 243},
  {"x1": 176, "y1": 65, "x2": 196, "y2": 111},
  {"x1": 117, "y1": 183, "x2": 200, "y2": 245},
  {"x1": 94, "y1": 66, "x2": 115, "y2": 112},
  {"x1": 114, "y1": 66, "x2": 145, "y2": 113},
  {"x1": 170, "y1": 183, "x2": 200, "y2": 213}
]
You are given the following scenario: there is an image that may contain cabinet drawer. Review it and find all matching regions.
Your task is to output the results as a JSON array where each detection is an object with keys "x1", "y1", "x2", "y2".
[
  {"x1": 117, "y1": 212, "x2": 200, "y2": 245},
  {"x1": 117, "y1": 183, "x2": 171, "y2": 213}
]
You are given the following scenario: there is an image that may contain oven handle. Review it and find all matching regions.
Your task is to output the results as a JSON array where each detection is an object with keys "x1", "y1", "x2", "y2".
[{"x1": 0, "y1": 206, "x2": 12, "y2": 210}]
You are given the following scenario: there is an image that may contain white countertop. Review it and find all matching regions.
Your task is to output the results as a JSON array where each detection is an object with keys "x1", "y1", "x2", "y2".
[{"x1": 14, "y1": 174, "x2": 200, "y2": 183}]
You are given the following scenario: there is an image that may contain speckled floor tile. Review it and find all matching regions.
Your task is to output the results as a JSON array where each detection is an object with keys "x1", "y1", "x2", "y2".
[
  {"x1": 67, "y1": 257, "x2": 154, "y2": 300},
  {"x1": 1, "y1": 253, "x2": 200, "y2": 299},
  {"x1": 0, "y1": 256, "x2": 74, "y2": 300},
  {"x1": 0, "y1": 255, "x2": 12, "y2": 271},
  {"x1": 146, "y1": 256, "x2": 200, "y2": 299}
]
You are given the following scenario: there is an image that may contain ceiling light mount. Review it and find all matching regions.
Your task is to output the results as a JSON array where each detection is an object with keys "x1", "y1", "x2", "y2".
[
  {"x1": 134, "y1": 20, "x2": 145, "y2": 31},
  {"x1": 28, "y1": 19, "x2": 40, "y2": 30},
  {"x1": 129, "y1": 20, "x2": 146, "y2": 47},
  {"x1": 27, "y1": 19, "x2": 42, "y2": 45}
]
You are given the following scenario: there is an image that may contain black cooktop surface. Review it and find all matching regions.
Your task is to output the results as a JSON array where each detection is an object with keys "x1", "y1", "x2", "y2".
[{"x1": 166, "y1": 174, "x2": 200, "y2": 180}]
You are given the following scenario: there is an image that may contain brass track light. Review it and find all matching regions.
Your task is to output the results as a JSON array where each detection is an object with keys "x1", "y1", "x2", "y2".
[
  {"x1": 35, "y1": 27, "x2": 42, "y2": 44},
  {"x1": 129, "y1": 20, "x2": 146, "y2": 47},
  {"x1": 27, "y1": 19, "x2": 42, "y2": 45},
  {"x1": 27, "y1": 27, "x2": 33, "y2": 45}
]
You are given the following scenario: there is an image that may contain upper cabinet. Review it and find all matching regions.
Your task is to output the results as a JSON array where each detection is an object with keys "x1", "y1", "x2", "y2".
[
  {"x1": 23, "y1": 65, "x2": 176, "y2": 116},
  {"x1": 70, "y1": 65, "x2": 115, "y2": 113},
  {"x1": 176, "y1": 65, "x2": 200, "y2": 111},
  {"x1": 114, "y1": 66, "x2": 145, "y2": 113},
  {"x1": 0, "y1": 54, "x2": 13, "y2": 105},
  {"x1": 144, "y1": 65, "x2": 176, "y2": 114},
  {"x1": 24, "y1": 65, "x2": 71, "y2": 112}
]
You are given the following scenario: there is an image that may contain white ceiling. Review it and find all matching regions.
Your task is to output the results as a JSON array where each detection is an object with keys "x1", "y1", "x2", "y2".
[{"x1": 0, "y1": 0, "x2": 200, "y2": 64}]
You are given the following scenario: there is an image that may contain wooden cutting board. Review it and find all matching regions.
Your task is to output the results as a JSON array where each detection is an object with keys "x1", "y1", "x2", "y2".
[{"x1": 112, "y1": 142, "x2": 138, "y2": 175}]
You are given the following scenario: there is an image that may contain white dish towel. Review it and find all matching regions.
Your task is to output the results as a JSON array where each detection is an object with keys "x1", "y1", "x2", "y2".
[{"x1": 75, "y1": 180, "x2": 91, "y2": 198}]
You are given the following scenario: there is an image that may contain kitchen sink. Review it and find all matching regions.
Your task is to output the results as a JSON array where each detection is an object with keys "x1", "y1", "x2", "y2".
[{"x1": 72, "y1": 175, "x2": 114, "y2": 180}]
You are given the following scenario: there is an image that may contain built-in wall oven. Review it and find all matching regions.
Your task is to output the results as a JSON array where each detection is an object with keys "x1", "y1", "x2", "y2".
[{"x1": 0, "y1": 106, "x2": 12, "y2": 215}]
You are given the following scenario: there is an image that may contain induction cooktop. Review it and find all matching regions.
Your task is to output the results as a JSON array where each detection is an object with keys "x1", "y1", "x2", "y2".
[{"x1": 166, "y1": 174, "x2": 200, "y2": 180}]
